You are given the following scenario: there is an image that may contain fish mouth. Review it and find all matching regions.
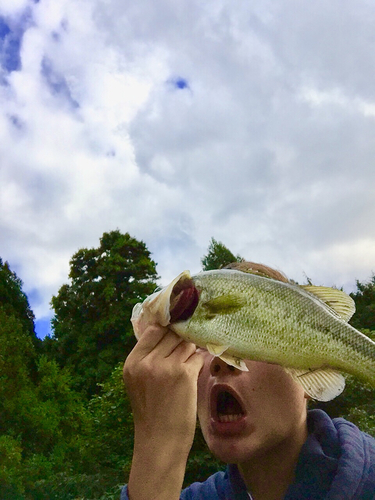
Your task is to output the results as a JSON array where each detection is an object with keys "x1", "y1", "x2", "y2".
[
  {"x1": 169, "y1": 277, "x2": 200, "y2": 322},
  {"x1": 210, "y1": 385, "x2": 247, "y2": 433}
]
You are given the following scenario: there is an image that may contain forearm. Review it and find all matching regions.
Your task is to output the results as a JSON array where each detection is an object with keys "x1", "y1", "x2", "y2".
[
  {"x1": 127, "y1": 436, "x2": 190, "y2": 500},
  {"x1": 123, "y1": 327, "x2": 203, "y2": 500}
]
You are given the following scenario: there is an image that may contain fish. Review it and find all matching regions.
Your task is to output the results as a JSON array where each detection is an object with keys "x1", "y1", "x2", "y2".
[{"x1": 131, "y1": 267, "x2": 375, "y2": 401}]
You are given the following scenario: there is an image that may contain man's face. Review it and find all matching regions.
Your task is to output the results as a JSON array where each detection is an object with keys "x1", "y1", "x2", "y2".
[{"x1": 197, "y1": 352, "x2": 308, "y2": 464}]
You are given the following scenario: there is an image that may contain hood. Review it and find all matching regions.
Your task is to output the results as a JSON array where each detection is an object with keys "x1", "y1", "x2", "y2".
[
  {"x1": 329, "y1": 411, "x2": 375, "y2": 499},
  {"x1": 287, "y1": 409, "x2": 375, "y2": 500}
]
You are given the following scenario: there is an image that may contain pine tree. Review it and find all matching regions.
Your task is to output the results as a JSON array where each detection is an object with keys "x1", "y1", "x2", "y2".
[{"x1": 201, "y1": 237, "x2": 242, "y2": 271}]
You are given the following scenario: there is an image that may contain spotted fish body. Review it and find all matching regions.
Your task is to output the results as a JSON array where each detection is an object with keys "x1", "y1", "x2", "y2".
[{"x1": 131, "y1": 269, "x2": 375, "y2": 401}]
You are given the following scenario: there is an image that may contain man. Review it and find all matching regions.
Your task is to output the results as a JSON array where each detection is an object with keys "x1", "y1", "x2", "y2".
[{"x1": 121, "y1": 264, "x2": 375, "y2": 499}]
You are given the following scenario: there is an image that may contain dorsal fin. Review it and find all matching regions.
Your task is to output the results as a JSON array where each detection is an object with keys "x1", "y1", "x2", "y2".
[
  {"x1": 300, "y1": 285, "x2": 355, "y2": 322},
  {"x1": 224, "y1": 261, "x2": 289, "y2": 283}
]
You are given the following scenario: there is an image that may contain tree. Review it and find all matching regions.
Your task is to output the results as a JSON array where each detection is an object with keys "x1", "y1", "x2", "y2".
[
  {"x1": 0, "y1": 261, "x2": 91, "y2": 497},
  {"x1": 0, "y1": 258, "x2": 40, "y2": 350},
  {"x1": 0, "y1": 309, "x2": 37, "y2": 447},
  {"x1": 0, "y1": 435, "x2": 23, "y2": 498},
  {"x1": 201, "y1": 237, "x2": 243, "y2": 271},
  {"x1": 49, "y1": 230, "x2": 159, "y2": 395},
  {"x1": 86, "y1": 363, "x2": 134, "y2": 484},
  {"x1": 350, "y1": 274, "x2": 375, "y2": 331}
]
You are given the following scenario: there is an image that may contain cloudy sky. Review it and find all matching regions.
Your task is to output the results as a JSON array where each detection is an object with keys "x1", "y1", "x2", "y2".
[{"x1": 1, "y1": 0, "x2": 375, "y2": 338}]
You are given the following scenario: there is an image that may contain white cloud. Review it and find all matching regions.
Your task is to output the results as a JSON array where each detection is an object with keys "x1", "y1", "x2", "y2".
[
  {"x1": 0, "y1": 0, "x2": 30, "y2": 17},
  {"x1": 1, "y1": 0, "x2": 375, "y2": 335}
]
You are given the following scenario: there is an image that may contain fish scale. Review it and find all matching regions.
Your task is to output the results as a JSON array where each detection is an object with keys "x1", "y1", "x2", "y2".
[
  {"x1": 178, "y1": 270, "x2": 374, "y2": 379},
  {"x1": 181, "y1": 270, "x2": 375, "y2": 376},
  {"x1": 131, "y1": 268, "x2": 375, "y2": 400}
]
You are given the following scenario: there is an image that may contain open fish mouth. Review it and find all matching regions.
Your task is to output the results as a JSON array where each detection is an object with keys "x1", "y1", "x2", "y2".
[
  {"x1": 169, "y1": 278, "x2": 200, "y2": 322},
  {"x1": 211, "y1": 386, "x2": 245, "y2": 423}
]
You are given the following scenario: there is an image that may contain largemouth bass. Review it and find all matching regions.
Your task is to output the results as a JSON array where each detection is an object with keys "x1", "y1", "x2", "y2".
[{"x1": 131, "y1": 268, "x2": 375, "y2": 401}]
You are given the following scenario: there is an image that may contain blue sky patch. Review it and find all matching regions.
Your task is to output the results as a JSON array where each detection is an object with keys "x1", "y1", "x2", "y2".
[
  {"x1": 0, "y1": 16, "x2": 22, "y2": 72},
  {"x1": 0, "y1": 17, "x2": 11, "y2": 38},
  {"x1": 167, "y1": 76, "x2": 190, "y2": 90},
  {"x1": 35, "y1": 317, "x2": 52, "y2": 339},
  {"x1": 26, "y1": 288, "x2": 52, "y2": 339}
]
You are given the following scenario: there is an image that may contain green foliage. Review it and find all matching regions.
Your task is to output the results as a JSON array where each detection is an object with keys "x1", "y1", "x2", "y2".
[
  {"x1": 0, "y1": 260, "x2": 94, "y2": 496},
  {"x1": 350, "y1": 275, "x2": 375, "y2": 331},
  {"x1": 87, "y1": 364, "x2": 134, "y2": 473},
  {"x1": 201, "y1": 237, "x2": 242, "y2": 271},
  {"x1": 33, "y1": 356, "x2": 90, "y2": 453},
  {"x1": 30, "y1": 473, "x2": 124, "y2": 500},
  {"x1": 0, "y1": 435, "x2": 24, "y2": 498},
  {"x1": 0, "y1": 259, "x2": 41, "y2": 382},
  {"x1": 50, "y1": 230, "x2": 158, "y2": 396},
  {"x1": 0, "y1": 258, "x2": 35, "y2": 339},
  {"x1": 0, "y1": 348, "x2": 92, "y2": 495},
  {"x1": 345, "y1": 407, "x2": 375, "y2": 436},
  {"x1": 27, "y1": 364, "x2": 132, "y2": 499},
  {"x1": 0, "y1": 309, "x2": 39, "y2": 448}
]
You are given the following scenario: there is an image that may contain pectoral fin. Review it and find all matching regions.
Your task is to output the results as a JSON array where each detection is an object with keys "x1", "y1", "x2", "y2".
[
  {"x1": 219, "y1": 353, "x2": 249, "y2": 371},
  {"x1": 202, "y1": 294, "x2": 246, "y2": 317},
  {"x1": 285, "y1": 367, "x2": 345, "y2": 401},
  {"x1": 206, "y1": 343, "x2": 249, "y2": 371},
  {"x1": 206, "y1": 343, "x2": 229, "y2": 356}
]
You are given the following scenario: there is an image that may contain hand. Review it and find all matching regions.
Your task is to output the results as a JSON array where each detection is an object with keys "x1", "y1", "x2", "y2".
[{"x1": 123, "y1": 325, "x2": 204, "y2": 500}]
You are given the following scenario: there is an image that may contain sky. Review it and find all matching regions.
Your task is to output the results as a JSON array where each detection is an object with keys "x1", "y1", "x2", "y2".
[{"x1": 1, "y1": 0, "x2": 375, "y2": 339}]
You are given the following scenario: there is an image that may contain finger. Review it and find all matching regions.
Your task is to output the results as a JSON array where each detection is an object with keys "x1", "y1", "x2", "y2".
[
  {"x1": 132, "y1": 325, "x2": 185, "y2": 360},
  {"x1": 185, "y1": 349, "x2": 205, "y2": 374},
  {"x1": 167, "y1": 341, "x2": 198, "y2": 363},
  {"x1": 195, "y1": 347, "x2": 207, "y2": 353},
  {"x1": 150, "y1": 330, "x2": 185, "y2": 358},
  {"x1": 131, "y1": 324, "x2": 169, "y2": 358}
]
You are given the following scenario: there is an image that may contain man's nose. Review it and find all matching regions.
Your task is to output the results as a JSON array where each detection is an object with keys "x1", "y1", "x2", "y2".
[{"x1": 209, "y1": 356, "x2": 238, "y2": 376}]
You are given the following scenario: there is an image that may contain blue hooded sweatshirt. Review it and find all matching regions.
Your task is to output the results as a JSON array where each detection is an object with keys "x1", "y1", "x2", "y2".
[{"x1": 121, "y1": 410, "x2": 375, "y2": 499}]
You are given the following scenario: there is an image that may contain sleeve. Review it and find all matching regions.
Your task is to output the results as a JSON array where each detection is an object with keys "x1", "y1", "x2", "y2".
[
  {"x1": 120, "y1": 485, "x2": 129, "y2": 500},
  {"x1": 180, "y1": 470, "x2": 230, "y2": 499}
]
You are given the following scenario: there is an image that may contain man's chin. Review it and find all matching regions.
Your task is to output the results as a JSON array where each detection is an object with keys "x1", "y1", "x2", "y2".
[{"x1": 205, "y1": 431, "x2": 259, "y2": 465}]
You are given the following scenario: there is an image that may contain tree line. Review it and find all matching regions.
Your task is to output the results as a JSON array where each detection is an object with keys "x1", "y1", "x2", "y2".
[{"x1": 0, "y1": 232, "x2": 374, "y2": 499}]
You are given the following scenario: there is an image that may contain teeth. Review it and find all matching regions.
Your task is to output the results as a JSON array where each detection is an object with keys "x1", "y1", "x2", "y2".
[{"x1": 218, "y1": 413, "x2": 243, "y2": 423}]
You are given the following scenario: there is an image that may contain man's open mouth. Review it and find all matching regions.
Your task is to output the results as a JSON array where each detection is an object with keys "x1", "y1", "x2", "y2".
[
  {"x1": 217, "y1": 390, "x2": 245, "y2": 422},
  {"x1": 211, "y1": 385, "x2": 246, "y2": 426}
]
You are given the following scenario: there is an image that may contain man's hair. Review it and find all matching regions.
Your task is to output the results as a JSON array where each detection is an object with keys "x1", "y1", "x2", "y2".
[{"x1": 224, "y1": 261, "x2": 289, "y2": 283}]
